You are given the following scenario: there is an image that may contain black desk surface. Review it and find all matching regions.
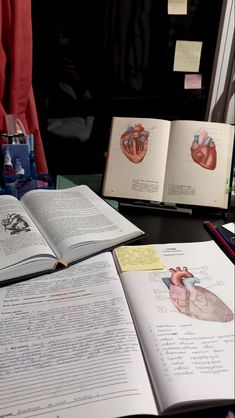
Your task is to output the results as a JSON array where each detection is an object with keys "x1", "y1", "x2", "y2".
[
  {"x1": 120, "y1": 204, "x2": 235, "y2": 244},
  {"x1": 119, "y1": 205, "x2": 235, "y2": 418}
]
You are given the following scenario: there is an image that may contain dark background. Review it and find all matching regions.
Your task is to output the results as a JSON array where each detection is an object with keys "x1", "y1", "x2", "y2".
[{"x1": 31, "y1": 0, "x2": 223, "y2": 180}]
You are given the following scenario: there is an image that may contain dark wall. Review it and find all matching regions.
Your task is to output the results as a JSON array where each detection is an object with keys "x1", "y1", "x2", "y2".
[{"x1": 32, "y1": 0, "x2": 223, "y2": 178}]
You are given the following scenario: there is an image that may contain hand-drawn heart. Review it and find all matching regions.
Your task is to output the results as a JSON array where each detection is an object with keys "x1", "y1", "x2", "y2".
[
  {"x1": 190, "y1": 129, "x2": 217, "y2": 170},
  {"x1": 120, "y1": 123, "x2": 149, "y2": 163}
]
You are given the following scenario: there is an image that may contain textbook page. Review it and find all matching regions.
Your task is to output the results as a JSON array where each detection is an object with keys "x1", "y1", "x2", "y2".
[
  {"x1": 21, "y1": 185, "x2": 144, "y2": 263},
  {"x1": 163, "y1": 120, "x2": 234, "y2": 208},
  {"x1": 0, "y1": 194, "x2": 56, "y2": 275},
  {"x1": 103, "y1": 117, "x2": 171, "y2": 201},
  {"x1": 0, "y1": 252, "x2": 157, "y2": 418},
  {"x1": 120, "y1": 241, "x2": 234, "y2": 413}
]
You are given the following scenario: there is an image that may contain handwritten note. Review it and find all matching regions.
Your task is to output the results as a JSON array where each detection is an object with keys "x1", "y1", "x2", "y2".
[
  {"x1": 114, "y1": 245, "x2": 164, "y2": 272},
  {"x1": 168, "y1": 0, "x2": 187, "y2": 15},
  {"x1": 173, "y1": 41, "x2": 203, "y2": 72},
  {"x1": 153, "y1": 324, "x2": 233, "y2": 379}
]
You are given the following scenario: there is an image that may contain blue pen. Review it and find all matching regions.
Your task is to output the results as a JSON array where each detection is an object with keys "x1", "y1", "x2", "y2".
[
  {"x1": 216, "y1": 225, "x2": 235, "y2": 250},
  {"x1": 204, "y1": 221, "x2": 235, "y2": 262}
]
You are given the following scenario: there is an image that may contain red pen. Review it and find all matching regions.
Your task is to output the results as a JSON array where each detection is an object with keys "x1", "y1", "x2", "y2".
[{"x1": 203, "y1": 220, "x2": 235, "y2": 262}]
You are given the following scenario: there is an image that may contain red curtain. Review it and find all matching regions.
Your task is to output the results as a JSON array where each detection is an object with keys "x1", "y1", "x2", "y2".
[{"x1": 0, "y1": 0, "x2": 48, "y2": 173}]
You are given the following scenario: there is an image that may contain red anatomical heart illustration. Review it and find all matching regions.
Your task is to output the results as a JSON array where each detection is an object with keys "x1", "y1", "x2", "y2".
[
  {"x1": 162, "y1": 267, "x2": 234, "y2": 322},
  {"x1": 190, "y1": 129, "x2": 217, "y2": 170},
  {"x1": 120, "y1": 123, "x2": 149, "y2": 163}
]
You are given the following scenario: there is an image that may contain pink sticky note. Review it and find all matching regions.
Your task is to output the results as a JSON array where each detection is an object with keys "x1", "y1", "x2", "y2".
[{"x1": 184, "y1": 74, "x2": 202, "y2": 89}]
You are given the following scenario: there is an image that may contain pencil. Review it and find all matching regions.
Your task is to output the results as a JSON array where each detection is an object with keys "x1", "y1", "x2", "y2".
[{"x1": 203, "y1": 220, "x2": 235, "y2": 261}]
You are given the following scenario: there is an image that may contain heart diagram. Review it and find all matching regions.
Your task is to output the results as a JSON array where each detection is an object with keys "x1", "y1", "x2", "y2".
[
  {"x1": 120, "y1": 123, "x2": 149, "y2": 163},
  {"x1": 162, "y1": 267, "x2": 234, "y2": 322},
  {"x1": 190, "y1": 129, "x2": 217, "y2": 170}
]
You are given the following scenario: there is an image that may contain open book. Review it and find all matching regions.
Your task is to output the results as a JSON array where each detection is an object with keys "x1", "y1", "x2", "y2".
[
  {"x1": 102, "y1": 117, "x2": 235, "y2": 209},
  {"x1": 0, "y1": 185, "x2": 144, "y2": 284},
  {"x1": 0, "y1": 240, "x2": 234, "y2": 417}
]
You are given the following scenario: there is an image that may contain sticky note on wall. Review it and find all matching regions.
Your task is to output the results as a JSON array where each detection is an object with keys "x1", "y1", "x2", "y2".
[
  {"x1": 168, "y1": 0, "x2": 187, "y2": 15},
  {"x1": 184, "y1": 74, "x2": 202, "y2": 89},
  {"x1": 173, "y1": 40, "x2": 203, "y2": 72}
]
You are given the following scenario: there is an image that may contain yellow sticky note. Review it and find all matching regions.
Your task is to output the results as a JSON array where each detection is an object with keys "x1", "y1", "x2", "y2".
[
  {"x1": 114, "y1": 245, "x2": 165, "y2": 272},
  {"x1": 173, "y1": 40, "x2": 202, "y2": 72},
  {"x1": 168, "y1": 0, "x2": 187, "y2": 15}
]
